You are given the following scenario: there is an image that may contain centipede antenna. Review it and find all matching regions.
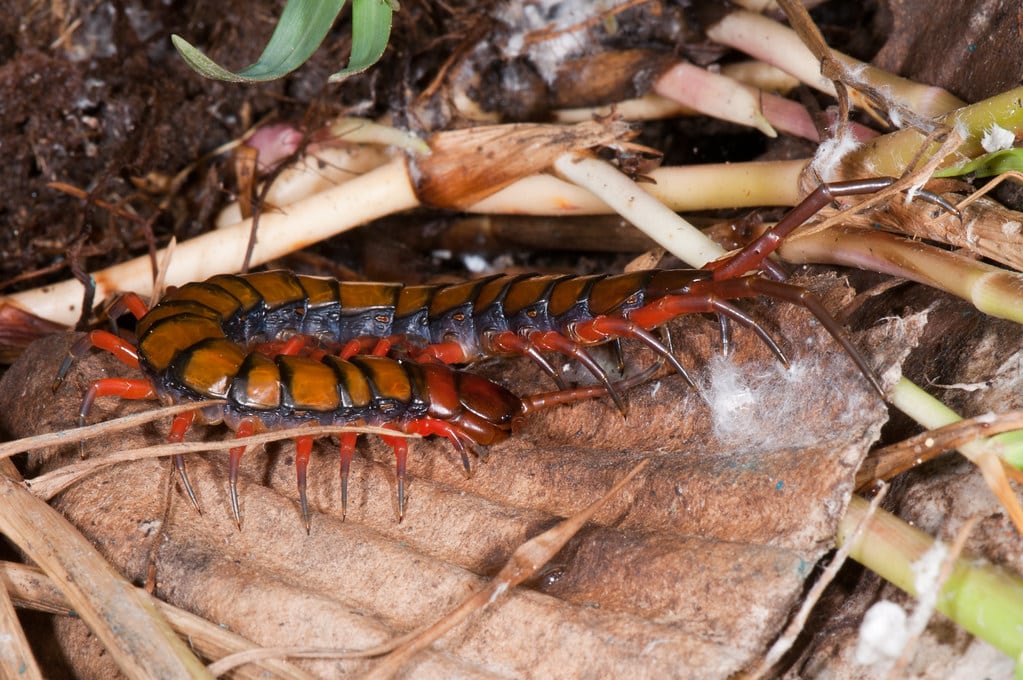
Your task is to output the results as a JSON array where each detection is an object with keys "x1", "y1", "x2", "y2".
[{"x1": 711, "y1": 300, "x2": 789, "y2": 368}]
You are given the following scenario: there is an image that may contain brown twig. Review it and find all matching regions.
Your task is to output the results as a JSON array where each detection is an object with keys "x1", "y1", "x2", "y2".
[{"x1": 856, "y1": 409, "x2": 1023, "y2": 489}]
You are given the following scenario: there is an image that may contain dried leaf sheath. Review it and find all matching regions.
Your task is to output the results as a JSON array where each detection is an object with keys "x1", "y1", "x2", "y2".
[{"x1": 409, "y1": 120, "x2": 636, "y2": 209}]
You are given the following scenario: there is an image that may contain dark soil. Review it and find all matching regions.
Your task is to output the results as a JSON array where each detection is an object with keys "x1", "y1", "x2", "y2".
[{"x1": 0, "y1": 0, "x2": 886, "y2": 295}]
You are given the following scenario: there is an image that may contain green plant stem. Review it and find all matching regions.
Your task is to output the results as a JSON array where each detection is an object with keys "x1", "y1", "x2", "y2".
[
  {"x1": 839, "y1": 495, "x2": 1023, "y2": 662},
  {"x1": 850, "y1": 86, "x2": 1023, "y2": 175},
  {"x1": 778, "y1": 226, "x2": 1023, "y2": 325}
]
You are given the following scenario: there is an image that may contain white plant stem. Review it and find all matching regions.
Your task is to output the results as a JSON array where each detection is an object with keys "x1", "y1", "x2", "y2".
[
  {"x1": 2, "y1": 153, "x2": 805, "y2": 328},
  {"x1": 215, "y1": 143, "x2": 392, "y2": 227},
  {"x1": 474, "y1": 159, "x2": 804, "y2": 215},
  {"x1": 554, "y1": 60, "x2": 800, "y2": 125},
  {"x1": 706, "y1": 9, "x2": 963, "y2": 116},
  {"x1": 552, "y1": 152, "x2": 724, "y2": 267},
  {"x1": 652, "y1": 62, "x2": 776, "y2": 137}
]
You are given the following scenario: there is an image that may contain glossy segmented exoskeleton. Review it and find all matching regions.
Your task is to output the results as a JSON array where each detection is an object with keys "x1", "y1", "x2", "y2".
[{"x1": 56, "y1": 327, "x2": 624, "y2": 526}]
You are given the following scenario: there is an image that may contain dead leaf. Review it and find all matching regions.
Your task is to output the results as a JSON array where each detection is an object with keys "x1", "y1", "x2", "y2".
[{"x1": 0, "y1": 272, "x2": 918, "y2": 677}]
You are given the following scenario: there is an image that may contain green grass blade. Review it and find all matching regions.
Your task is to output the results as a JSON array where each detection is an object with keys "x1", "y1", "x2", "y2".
[
  {"x1": 328, "y1": 0, "x2": 395, "y2": 83},
  {"x1": 934, "y1": 148, "x2": 1023, "y2": 178},
  {"x1": 172, "y1": 0, "x2": 348, "y2": 82}
]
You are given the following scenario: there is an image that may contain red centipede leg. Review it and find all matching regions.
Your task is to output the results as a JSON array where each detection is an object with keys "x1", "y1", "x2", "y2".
[
  {"x1": 228, "y1": 418, "x2": 257, "y2": 529},
  {"x1": 167, "y1": 411, "x2": 202, "y2": 514},
  {"x1": 404, "y1": 419, "x2": 475, "y2": 477},
  {"x1": 630, "y1": 290, "x2": 789, "y2": 366},
  {"x1": 76, "y1": 377, "x2": 157, "y2": 457},
  {"x1": 278, "y1": 335, "x2": 309, "y2": 356},
  {"x1": 527, "y1": 330, "x2": 628, "y2": 415},
  {"x1": 740, "y1": 277, "x2": 885, "y2": 396},
  {"x1": 568, "y1": 316, "x2": 697, "y2": 389},
  {"x1": 78, "y1": 378, "x2": 156, "y2": 425},
  {"x1": 106, "y1": 292, "x2": 150, "y2": 321},
  {"x1": 370, "y1": 337, "x2": 392, "y2": 357},
  {"x1": 381, "y1": 435, "x2": 409, "y2": 521},
  {"x1": 610, "y1": 338, "x2": 626, "y2": 375},
  {"x1": 338, "y1": 432, "x2": 358, "y2": 520},
  {"x1": 708, "y1": 178, "x2": 958, "y2": 281},
  {"x1": 483, "y1": 331, "x2": 568, "y2": 390},
  {"x1": 415, "y1": 341, "x2": 469, "y2": 365},
  {"x1": 294, "y1": 435, "x2": 314, "y2": 533},
  {"x1": 339, "y1": 338, "x2": 378, "y2": 360},
  {"x1": 54, "y1": 330, "x2": 142, "y2": 391}
]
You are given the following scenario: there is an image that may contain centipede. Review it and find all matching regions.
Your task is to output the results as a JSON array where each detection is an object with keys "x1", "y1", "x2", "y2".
[
  {"x1": 57, "y1": 335, "x2": 634, "y2": 527},
  {"x1": 53, "y1": 176, "x2": 957, "y2": 526}
]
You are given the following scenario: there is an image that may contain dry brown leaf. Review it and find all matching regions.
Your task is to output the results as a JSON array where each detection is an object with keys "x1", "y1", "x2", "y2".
[{"x1": 0, "y1": 272, "x2": 923, "y2": 677}]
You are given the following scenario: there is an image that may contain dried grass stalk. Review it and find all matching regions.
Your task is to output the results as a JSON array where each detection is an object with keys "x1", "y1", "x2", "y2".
[
  {"x1": 0, "y1": 561, "x2": 316, "y2": 680},
  {"x1": 0, "y1": 474, "x2": 208, "y2": 679}
]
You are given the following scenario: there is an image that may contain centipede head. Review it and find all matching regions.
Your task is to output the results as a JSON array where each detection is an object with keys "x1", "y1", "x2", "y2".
[{"x1": 421, "y1": 364, "x2": 525, "y2": 446}]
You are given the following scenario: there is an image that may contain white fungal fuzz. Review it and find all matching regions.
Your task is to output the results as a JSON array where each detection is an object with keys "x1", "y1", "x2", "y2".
[
  {"x1": 905, "y1": 540, "x2": 948, "y2": 641},
  {"x1": 855, "y1": 600, "x2": 909, "y2": 667},
  {"x1": 854, "y1": 542, "x2": 949, "y2": 670},
  {"x1": 809, "y1": 125, "x2": 861, "y2": 181},
  {"x1": 706, "y1": 355, "x2": 815, "y2": 450},
  {"x1": 981, "y1": 124, "x2": 1015, "y2": 153},
  {"x1": 953, "y1": 119, "x2": 972, "y2": 145}
]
